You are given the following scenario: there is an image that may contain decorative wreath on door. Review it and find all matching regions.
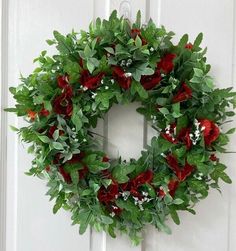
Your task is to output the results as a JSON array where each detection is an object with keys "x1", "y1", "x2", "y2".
[{"x1": 6, "y1": 11, "x2": 236, "y2": 245}]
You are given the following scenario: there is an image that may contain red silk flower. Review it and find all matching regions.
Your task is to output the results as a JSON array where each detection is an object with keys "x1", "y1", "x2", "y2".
[
  {"x1": 177, "y1": 127, "x2": 192, "y2": 150},
  {"x1": 59, "y1": 166, "x2": 72, "y2": 184},
  {"x1": 158, "y1": 179, "x2": 179, "y2": 198},
  {"x1": 48, "y1": 125, "x2": 64, "y2": 138},
  {"x1": 161, "y1": 123, "x2": 178, "y2": 144},
  {"x1": 199, "y1": 119, "x2": 220, "y2": 145},
  {"x1": 112, "y1": 66, "x2": 132, "y2": 89},
  {"x1": 157, "y1": 53, "x2": 176, "y2": 74},
  {"x1": 67, "y1": 153, "x2": 88, "y2": 179},
  {"x1": 185, "y1": 43, "x2": 193, "y2": 50},
  {"x1": 80, "y1": 70, "x2": 104, "y2": 90},
  {"x1": 121, "y1": 170, "x2": 154, "y2": 198},
  {"x1": 166, "y1": 154, "x2": 194, "y2": 181},
  {"x1": 53, "y1": 76, "x2": 73, "y2": 117},
  {"x1": 140, "y1": 69, "x2": 162, "y2": 90},
  {"x1": 130, "y1": 28, "x2": 147, "y2": 45},
  {"x1": 97, "y1": 182, "x2": 119, "y2": 202},
  {"x1": 172, "y1": 83, "x2": 192, "y2": 103},
  {"x1": 210, "y1": 154, "x2": 218, "y2": 162},
  {"x1": 27, "y1": 110, "x2": 37, "y2": 121}
]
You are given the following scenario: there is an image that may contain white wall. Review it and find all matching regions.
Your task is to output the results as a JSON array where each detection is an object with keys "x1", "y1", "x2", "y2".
[{"x1": 1, "y1": 1, "x2": 236, "y2": 251}]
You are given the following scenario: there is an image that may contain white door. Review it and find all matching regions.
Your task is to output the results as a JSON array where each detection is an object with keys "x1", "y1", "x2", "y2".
[{"x1": 1, "y1": 1, "x2": 236, "y2": 251}]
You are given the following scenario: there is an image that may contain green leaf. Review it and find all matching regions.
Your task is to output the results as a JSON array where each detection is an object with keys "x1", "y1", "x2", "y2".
[
  {"x1": 38, "y1": 135, "x2": 51, "y2": 144},
  {"x1": 131, "y1": 81, "x2": 148, "y2": 99},
  {"x1": 79, "y1": 210, "x2": 92, "y2": 234},
  {"x1": 101, "y1": 215, "x2": 113, "y2": 224},
  {"x1": 135, "y1": 35, "x2": 142, "y2": 48},
  {"x1": 51, "y1": 142, "x2": 64, "y2": 150},
  {"x1": 112, "y1": 164, "x2": 135, "y2": 183},
  {"x1": 104, "y1": 47, "x2": 115, "y2": 54},
  {"x1": 193, "y1": 32, "x2": 203, "y2": 48},
  {"x1": 170, "y1": 209, "x2": 180, "y2": 225},
  {"x1": 220, "y1": 172, "x2": 232, "y2": 184},
  {"x1": 178, "y1": 34, "x2": 189, "y2": 48},
  {"x1": 173, "y1": 198, "x2": 184, "y2": 205},
  {"x1": 226, "y1": 128, "x2": 236, "y2": 134}
]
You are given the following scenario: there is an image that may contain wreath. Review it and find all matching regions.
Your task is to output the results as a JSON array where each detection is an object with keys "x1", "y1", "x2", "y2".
[{"x1": 6, "y1": 11, "x2": 236, "y2": 245}]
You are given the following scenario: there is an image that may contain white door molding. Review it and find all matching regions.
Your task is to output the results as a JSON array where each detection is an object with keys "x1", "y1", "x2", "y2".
[{"x1": 0, "y1": 0, "x2": 9, "y2": 250}]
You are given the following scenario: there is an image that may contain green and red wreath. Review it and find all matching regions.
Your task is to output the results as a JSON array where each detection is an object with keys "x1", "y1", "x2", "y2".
[{"x1": 6, "y1": 11, "x2": 236, "y2": 244}]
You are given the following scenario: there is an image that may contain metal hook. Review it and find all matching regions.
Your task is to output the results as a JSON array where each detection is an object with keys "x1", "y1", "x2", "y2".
[{"x1": 119, "y1": 0, "x2": 131, "y2": 21}]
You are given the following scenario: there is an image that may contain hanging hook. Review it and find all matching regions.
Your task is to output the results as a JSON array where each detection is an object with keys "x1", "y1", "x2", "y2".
[{"x1": 119, "y1": 0, "x2": 131, "y2": 21}]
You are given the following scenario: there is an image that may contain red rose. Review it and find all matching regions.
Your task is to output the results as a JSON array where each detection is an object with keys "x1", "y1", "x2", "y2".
[
  {"x1": 53, "y1": 89, "x2": 73, "y2": 117},
  {"x1": 67, "y1": 152, "x2": 86, "y2": 163},
  {"x1": 59, "y1": 166, "x2": 72, "y2": 184},
  {"x1": 199, "y1": 119, "x2": 220, "y2": 145},
  {"x1": 27, "y1": 110, "x2": 37, "y2": 120},
  {"x1": 166, "y1": 154, "x2": 194, "y2": 181},
  {"x1": 39, "y1": 107, "x2": 50, "y2": 117},
  {"x1": 210, "y1": 154, "x2": 218, "y2": 162},
  {"x1": 172, "y1": 83, "x2": 192, "y2": 103},
  {"x1": 45, "y1": 165, "x2": 50, "y2": 172},
  {"x1": 177, "y1": 127, "x2": 192, "y2": 150},
  {"x1": 130, "y1": 28, "x2": 147, "y2": 45},
  {"x1": 80, "y1": 70, "x2": 104, "y2": 90},
  {"x1": 168, "y1": 179, "x2": 179, "y2": 197},
  {"x1": 161, "y1": 123, "x2": 178, "y2": 144},
  {"x1": 112, "y1": 66, "x2": 132, "y2": 89},
  {"x1": 185, "y1": 43, "x2": 193, "y2": 50},
  {"x1": 97, "y1": 182, "x2": 119, "y2": 202},
  {"x1": 102, "y1": 156, "x2": 110, "y2": 162},
  {"x1": 53, "y1": 76, "x2": 73, "y2": 117},
  {"x1": 57, "y1": 75, "x2": 69, "y2": 89},
  {"x1": 48, "y1": 125, "x2": 64, "y2": 138},
  {"x1": 79, "y1": 165, "x2": 89, "y2": 179},
  {"x1": 131, "y1": 170, "x2": 154, "y2": 187},
  {"x1": 140, "y1": 69, "x2": 162, "y2": 90},
  {"x1": 157, "y1": 53, "x2": 176, "y2": 74},
  {"x1": 67, "y1": 153, "x2": 89, "y2": 180}
]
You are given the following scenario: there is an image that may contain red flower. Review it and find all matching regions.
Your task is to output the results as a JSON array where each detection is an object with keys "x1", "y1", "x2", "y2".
[
  {"x1": 120, "y1": 170, "x2": 153, "y2": 199},
  {"x1": 130, "y1": 28, "x2": 147, "y2": 45},
  {"x1": 166, "y1": 154, "x2": 194, "y2": 181},
  {"x1": 53, "y1": 76, "x2": 73, "y2": 117},
  {"x1": 177, "y1": 127, "x2": 192, "y2": 150},
  {"x1": 131, "y1": 170, "x2": 154, "y2": 188},
  {"x1": 53, "y1": 91, "x2": 73, "y2": 117},
  {"x1": 48, "y1": 125, "x2": 64, "y2": 138},
  {"x1": 57, "y1": 75, "x2": 69, "y2": 89},
  {"x1": 97, "y1": 182, "x2": 119, "y2": 202},
  {"x1": 59, "y1": 166, "x2": 72, "y2": 184},
  {"x1": 157, "y1": 53, "x2": 176, "y2": 74},
  {"x1": 185, "y1": 43, "x2": 193, "y2": 50},
  {"x1": 102, "y1": 156, "x2": 110, "y2": 162},
  {"x1": 210, "y1": 154, "x2": 218, "y2": 162},
  {"x1": 67, "y1": 152, "x2": 86, "y2": 163},
  {"x1": 67, "y1": 153, "x2": 89, "y2": 180},
  {"x1": 45, "y1": 165, "x2": 50, "y2": 172},
  {"x1": 112, "y1": 66, "x2": 132, "y2": 89},
  {"x1": 168, "y1": 179, "x2": 179, "y2": 197},
  {"x1": 39, "y1": 107, "x2": 50, "y2": 117},
  {"x1": 79, "y1": 166, "x2": 89, "y2": 179},
  {"x1": 80, "y1": 70, "x2": 104, "y2": 90},
  {"x1": 140, "y1": 69, "x2": 162, "y2": 90},
  {"x1": 172, "y1": 83, "x2": 192, "y2": 103},
  {"x1": 199, "y1": 119, "x2": 220, "y2": 145},
  {"x1": 161, "y1": 123, "x2": 178, "y2": 144},
  {"x1": 27, "y1": 110, "x2": 37, "y2": 120}
]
